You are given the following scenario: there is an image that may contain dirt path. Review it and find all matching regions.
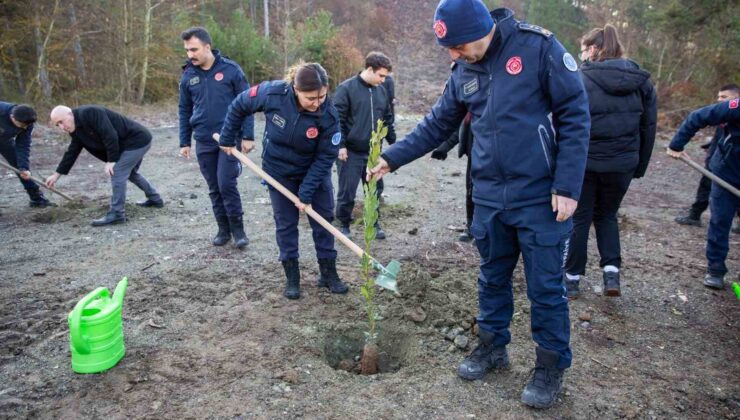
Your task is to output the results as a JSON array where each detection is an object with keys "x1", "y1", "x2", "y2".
[{"x1": 1, "y1": 115, "x2": 738, "y2": 418}]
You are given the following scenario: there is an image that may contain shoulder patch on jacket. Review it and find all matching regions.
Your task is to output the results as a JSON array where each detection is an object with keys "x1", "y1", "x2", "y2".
[
  {"x1": 730, "y1": 98, "x2": 739, "y2": 109},
  {"x1": 249, "y1": 85, "x2": 259, "y2": 97},
  {"x1": 518, "y1": 23, "x2": 552, "y2": 38}
]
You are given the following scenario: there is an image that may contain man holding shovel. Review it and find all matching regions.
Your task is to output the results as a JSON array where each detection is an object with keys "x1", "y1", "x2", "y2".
[
  {"x1": 46, "y1": 105, "x2": 163, "y2": 226},
  {"x1": 0, "y1": 102, "x2": 54, "y2": 208},
  {"x1": 667, "y1": 97, "x2": 740, "y2": 290},
  {"x1": 368, "y1": 1, "x2": 590, "y2": 408}
]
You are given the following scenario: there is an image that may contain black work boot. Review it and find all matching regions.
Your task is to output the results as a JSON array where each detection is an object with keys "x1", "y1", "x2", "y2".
[
  {"x1": 317, "y1": 258, "x2": 349, "y2": 294},
  {"x1": 136, "y1": 197, "x2": 164, "y2": 208},
  {"x1": 375, "y1": 222, "x2": 386, "y2": 240},
  {"x1": 91, "y1": 211, "x2": 126, "y2": 227},
  {"x1": 212, "y1": 215, "x2": 231, "y2": 246},
  {"x1": 703, "y1": 273, "x2": 725, "y2": 290},
  {"x1": 28, "y1": 189, "x2": 56, "y2": 208},
  {"x1": 457, "y1": 329, "x2": 510, "y2": 380},
  {"x1": 521, "y1": 346, "x2": 566, "y2": 409},
  {"x1": 228, "y1": 215, "x2": 249, "y2": 249},
  {"x1": 603, "y1": 271, "x2": 621, "y2": 297},
  {"x1": 282, "y1": 259, "x2": 301, "y2": 300},
  {"x1": 675, "y1": 212, "x2": 701, "y2": 227},
  {"x1": 458, "y1": 228, "x2": 473, "y2": 242},
  {"x1": 565, "y1": 277, "x2": 580, "y2": 300}
]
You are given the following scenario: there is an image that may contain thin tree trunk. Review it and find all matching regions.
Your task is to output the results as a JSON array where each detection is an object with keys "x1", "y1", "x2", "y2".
[
  {"x1": 138, "y1": 0, "x2": 164, "y2": 104},
  {"x1": 283, "y1": 0, "x2": 289, "y2": 72},
  {"x1": 34, "y1": 0, "x2": 60, "y2": 102},
  {"x1": 250, "y1": 0, "x2": 256, "y2": 25},
  {"x1": 263, "y1": 0, "x2": 269, "y2": 38},
  {"x1": 68, "y1": 1, "x2": 87, "y2": 83},
  {"x1": 3, "y1": 19, "x2": 25, "y2": 94},
  {"x1": 120, "y1": 0, "x2": 131, "y2": 104}
]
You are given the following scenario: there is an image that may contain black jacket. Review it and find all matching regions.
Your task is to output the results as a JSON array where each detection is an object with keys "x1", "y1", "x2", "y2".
[
  {"x1": 333, "y1": 74, "x2": 396, "y2": 153},
  {"x1": 433, "y1": 112, "x2": 473, "y2": 160},
  {"x1": 581, "y1": 59, "x2": 657, "y2": 177},
  {"x1": 56, "y1": 106, "x2": 151, "y2": 175}
]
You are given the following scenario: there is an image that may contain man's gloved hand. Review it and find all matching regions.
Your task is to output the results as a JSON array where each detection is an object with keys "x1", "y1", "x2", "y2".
[{"x1": 431, "y1": 150, "x2": 448, "y2": 161}]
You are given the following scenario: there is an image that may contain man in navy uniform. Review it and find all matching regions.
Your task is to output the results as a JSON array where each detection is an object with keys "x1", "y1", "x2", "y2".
[
  {"x1": 179, "y1": 27, "x2": 254, "y2": 248},
  {"x1": 667, "y1": 97, "x2": 740, "y2": 290},
  {"x1": 368, "y1": 0, "x2": 590, "y2": 408},
  {"x1": 0, "y1": 102, "x2": 54, "y2": 207}
]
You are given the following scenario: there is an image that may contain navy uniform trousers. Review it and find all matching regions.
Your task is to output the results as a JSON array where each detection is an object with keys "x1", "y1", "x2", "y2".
[
  {"x1": 470, "y1": 202, "x2": 573, "y2": 369},
  {"x1": 707, "y1": 182, "x2": 740, "y2": 276},
  {"x1": 0, "y1": 138, "x2": 40, "y2": 194},
  {"x1": 268, "y1": 175, "x2": 337, "y2": 261},
  {"x1": 195, "y1": 139, "x2": 243, "y2": 218}
]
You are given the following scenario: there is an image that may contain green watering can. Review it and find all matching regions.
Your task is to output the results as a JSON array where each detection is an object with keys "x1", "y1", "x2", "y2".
[{"x1": 67, "y1": 277, "x2": 128, "y2": 373}]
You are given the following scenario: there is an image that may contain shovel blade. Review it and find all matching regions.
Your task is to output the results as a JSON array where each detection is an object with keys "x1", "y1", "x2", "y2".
[{"x1": 374, "y1": 259, "x2": 401, "y2": 293}]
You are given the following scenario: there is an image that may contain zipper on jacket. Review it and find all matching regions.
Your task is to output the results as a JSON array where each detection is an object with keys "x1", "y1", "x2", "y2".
[
  {"x1": 369, "y1": 87, "x2": 375, "y2": 138},
  {"x1": 538, "y1": 124, "x2": 553, "y2": 175},
  {"x1": 289, "y1": 114, "x2": 301, "y2": 147},
  {"x1": 487, "y1": 72, "x2": 508, "y2": 208}
]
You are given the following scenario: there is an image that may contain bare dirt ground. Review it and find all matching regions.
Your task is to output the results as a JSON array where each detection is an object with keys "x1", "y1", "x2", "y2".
[{"x1": 1, "y1": 109, "x2": 739, "y2": 419}]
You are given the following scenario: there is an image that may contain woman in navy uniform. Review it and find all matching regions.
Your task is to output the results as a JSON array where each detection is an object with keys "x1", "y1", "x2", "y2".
[{"x1": 218, "y1": 62, "x2": 348, "y2": 300}]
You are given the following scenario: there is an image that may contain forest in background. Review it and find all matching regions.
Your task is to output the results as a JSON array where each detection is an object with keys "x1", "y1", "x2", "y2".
[{"x1": 0, "y1": 0, "x2": 737, "y2": 117}]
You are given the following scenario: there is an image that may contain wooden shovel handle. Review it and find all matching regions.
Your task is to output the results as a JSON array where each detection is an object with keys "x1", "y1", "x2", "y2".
[
  {"x1": 0, "y1": 159, "x2": 74, "y2": 201},
  {"x1": 213, "y1": 134, "x2": 365, "y2": 259},
  {"x1": 680, "y1": 154, "x2": 740, "y2": 199}
]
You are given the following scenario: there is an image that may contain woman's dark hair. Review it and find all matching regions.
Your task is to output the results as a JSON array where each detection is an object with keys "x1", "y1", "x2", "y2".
[
  {"x1": 181, "y1": 26, "x2": 212, "y2": 46},
  {"x1": 285, "y1": 61, "x2": 329, "y2": 92},
  {"x1": 11, "y1": 104, "x2": 37, "y2": 125},
  {"x1": 582, "y1": 24, "x2": 623, "y2": 61}
]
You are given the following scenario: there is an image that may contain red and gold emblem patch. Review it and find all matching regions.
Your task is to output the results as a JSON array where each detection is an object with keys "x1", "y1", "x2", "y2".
[
  {"x1": 306, "y1": 127, "x2": 319, "y2": 139},
  {"x1": 433, "y1": 20, "x2": 447, "y2": 39},
  {"x1": 214, "y1": 72, "x2": 224, "y2": 81},
  {"x1": 506, "y1": 57, "x2": 522, "y2": 75}
]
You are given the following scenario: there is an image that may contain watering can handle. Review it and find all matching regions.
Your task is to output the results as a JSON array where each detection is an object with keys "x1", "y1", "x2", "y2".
[{"x1": 69, "y1": 287, "x2": 109, "y2": 355}]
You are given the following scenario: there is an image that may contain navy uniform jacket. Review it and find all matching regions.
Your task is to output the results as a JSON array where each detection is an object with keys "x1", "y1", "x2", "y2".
[
  {"x1": 382, "y1": 8, "x2": 590, "y2": 210},
  {"x1": 0, "y1": 102, "x2": 33, "y2": 170},
  {"x1": 56, "y1": 106, "x2": 152, "y2": 175},
  {"x1": 219, "y1": 81, "x2": 341, "y2": 204},
  {"x1": 669, "y1": 99, "x2": 740, "y2": 186},
  {"x1": 178, "y1": 50, "x2": 254, "y2": 147}
]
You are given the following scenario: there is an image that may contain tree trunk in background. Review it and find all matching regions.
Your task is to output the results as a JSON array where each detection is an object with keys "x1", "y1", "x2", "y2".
[
  {"x1": 34, "y1": 0, "x2": 60, "y2": 102},
  {"x1": 250, "y1": 0, "x2": 256, "y2": 25},
  {"x1": 120, "y1": 0, "x2": 131, "y2": 104},
  {"x1": 138, "y1": 0, "x2": 164, "y2": 104},
  {"x1": 263, "y1": 0, "x2": 269, "y2": 38},
  {"x1": 283, "y1": 0, "x2": 289, "y2": 72},
  {"x1": 68, "y1": 1, "x2": 87, "y2": 83},
  {"x1": 4, "y1": 19, "x2": 25, "y2": 95}
]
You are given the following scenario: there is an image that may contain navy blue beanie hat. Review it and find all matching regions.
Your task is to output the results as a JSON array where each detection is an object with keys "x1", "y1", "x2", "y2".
[{"x1": 433, "y1": 0, "x2": 494, "y2": 47}]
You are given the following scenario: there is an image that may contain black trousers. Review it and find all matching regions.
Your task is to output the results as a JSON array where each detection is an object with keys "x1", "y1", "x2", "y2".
[
  {"x1": 565, "y1": 171, "x2": 633, "y2": 276},
  {"x1": 465, "y1": 154, "x2": 473, "y2": 228},
  {"x1": 0, "y1": 138, "x2": 39, "y2": 193}
]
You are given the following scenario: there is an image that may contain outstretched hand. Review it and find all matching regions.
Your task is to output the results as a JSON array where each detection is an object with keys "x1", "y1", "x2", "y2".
[{"x1": 366, "y1": 157, "x2": 391, "y2": 182}]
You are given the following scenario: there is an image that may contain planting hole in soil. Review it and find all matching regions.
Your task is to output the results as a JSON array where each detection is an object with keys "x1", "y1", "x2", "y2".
[{"x1": 322, "y1": 325, "x2": 415, "y2": 375}]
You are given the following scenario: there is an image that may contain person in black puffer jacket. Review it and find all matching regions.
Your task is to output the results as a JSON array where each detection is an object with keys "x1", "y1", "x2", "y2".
[{"x1": 564, "y1": 24, "x2": 657, "y2": 299}]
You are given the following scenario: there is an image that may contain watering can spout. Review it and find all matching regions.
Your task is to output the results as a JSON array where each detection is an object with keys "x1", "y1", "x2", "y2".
[{"x1": 113, "y1": 277, "x2": 128, "y2": 307}]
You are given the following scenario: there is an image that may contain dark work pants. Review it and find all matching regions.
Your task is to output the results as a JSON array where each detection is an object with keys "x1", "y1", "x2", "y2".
[
  {"x1": 195, "y1": 140, "x2": 243, "y2": 218},
  {"x1": 465, "y1": 155, "x2": 473, "y2": 228},
  {"x1": 268, "y1": 175, "x2": 337, "y2": 261},
  {"x1": 706, "y1": 182, "x2": 740, "y2": 276},
  {"x1": 0, "y1": 138, "x2": 40, "y2": 194},
  {"x1": 690, "y1": 173, "x2": 740, "y2": 220},
  {"x1": 110, "y1": 143, "x2": 160, "y2": 213},
  {"x1": 565, "y1": 171, "x2": 633, "y2": 276},
  {"x1": 470, "y1": 202, "x2": 572, "y2": 369},
  {"x1": 335, "y1": 150, "x2": 383, "y2": 225}
]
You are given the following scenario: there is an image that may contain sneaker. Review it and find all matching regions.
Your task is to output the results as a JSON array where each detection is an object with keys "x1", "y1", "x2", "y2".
[
  {"x1": 703, "y1": 273, "x2": 725, "y2": 290},
  {"x1": 339, "y1": 224, "x2": 352, "y2": 238},
  {"x1": 603, "y1": 271, "x2": 621, "y2": 297},
  {"x1": 375, "y1": 223, "x2": 386, "y2": 240}
]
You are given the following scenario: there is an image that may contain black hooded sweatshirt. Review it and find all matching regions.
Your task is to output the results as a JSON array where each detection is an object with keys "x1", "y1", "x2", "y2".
[{"x1": 580, "y1": 59, "x2": 657, "y2": 177}]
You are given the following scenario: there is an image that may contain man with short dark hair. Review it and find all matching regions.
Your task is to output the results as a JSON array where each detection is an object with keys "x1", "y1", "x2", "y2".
[
  {"x1": 46, "y1": 105, "x2": 162, "y2": 226},
  {"x1": 368, "y1": 1, "x2": 590, "y2": 408},
  {"x1": 675, "y1": 84, "x2": 740, "y2": 232},
  {"x1": 179, "y1": 26, "x2": 254, "y2": 248},
  {"x1": 668, "y1": 95, "x2": 740, "y2": 290},
  {"x1": 0, "y1": 102, "x2": 54, "y2": 207},
  {"x1": 334, "y1": 51, "x2": 396, "y2": 239}
]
